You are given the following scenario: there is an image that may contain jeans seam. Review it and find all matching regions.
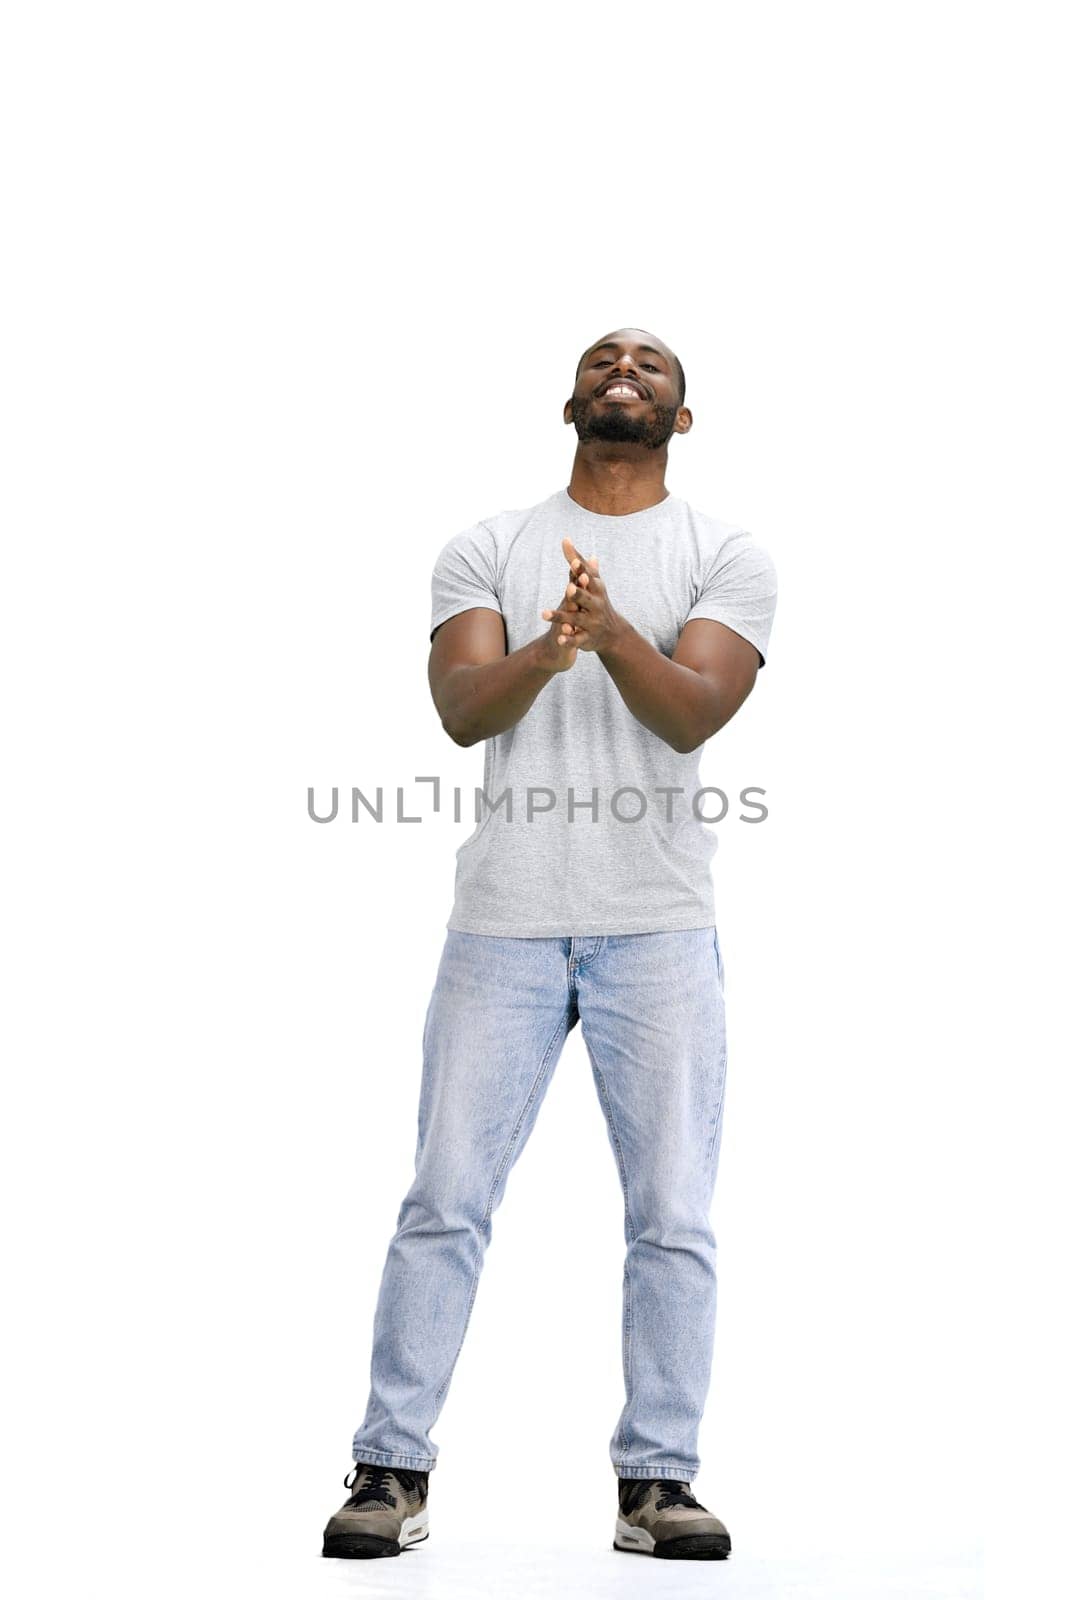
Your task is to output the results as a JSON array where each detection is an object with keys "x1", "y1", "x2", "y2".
[
  {"x1": 431, "y1": 1004, "x2": 571, "y2": 1412},
  {"x1": 713, "y1": 925, "x2": 725, "y2": 990},
  {"x1": 705, "y1": 932, "x2": 728, "y2": 1168},
  {"x1": 584, "y1": 1031, "x2": 636, "y2": 1460},
  {"x1": 480, "y1": 1005, "x2": 569, "y2": 1229},
  {"x1": 351, "y1": 1447, "x2": 436, "y2": 1471},
  {"x1": 705, "y1": 1034, "x2": 728, "y2": 1170},
  {"x1": 433, "y1": 1260, "x2": 482, "y2": 1414}
]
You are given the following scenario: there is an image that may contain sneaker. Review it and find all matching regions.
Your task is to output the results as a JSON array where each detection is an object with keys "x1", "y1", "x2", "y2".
[
  {"x1": 321, "y1": 1463, "x2": 430, "y2": 1559},
  {"x1": 615, "y1": 1477, "x2": 731, "y2": 1559}
]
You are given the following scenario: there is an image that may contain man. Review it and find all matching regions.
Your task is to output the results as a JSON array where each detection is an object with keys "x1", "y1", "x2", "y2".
[{"x1": 322, "y1": 327, "x2": 777, "y2": 1561}]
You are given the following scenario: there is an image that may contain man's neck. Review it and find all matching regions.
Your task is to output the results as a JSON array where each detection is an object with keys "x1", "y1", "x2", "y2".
[{"x1": 567, "y1": 453, "x2": 669, "y2": 516}]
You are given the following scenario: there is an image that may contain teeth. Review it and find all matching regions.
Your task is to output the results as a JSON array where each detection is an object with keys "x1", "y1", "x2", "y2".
[{"x1": 604, "y1": 385, "x2": 641, "y2": 398}]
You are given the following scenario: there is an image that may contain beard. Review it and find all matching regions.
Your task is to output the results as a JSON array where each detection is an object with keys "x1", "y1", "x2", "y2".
[{"x1": 569, "y1": 392, "x2": 678, "y2": 450}]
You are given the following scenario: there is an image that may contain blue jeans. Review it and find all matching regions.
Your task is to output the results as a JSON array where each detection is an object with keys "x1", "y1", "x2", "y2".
[{"x1": 352, "y1": 926, "x2": 728, "y2": 1481}]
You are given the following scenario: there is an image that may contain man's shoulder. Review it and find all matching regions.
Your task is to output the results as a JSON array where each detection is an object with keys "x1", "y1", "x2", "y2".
[
  {"x1": 675, "y1": 496, "x2": 743, "y2": 540},
  {"x1": 433, "y1": 489, "x2": 564, "y2": 565},
  {"x1": 474, "y1": 486, "x2": 565, "y2": 533},
  {"x1": 682, "y1": 496, "x2": 776, "y2": 553}
]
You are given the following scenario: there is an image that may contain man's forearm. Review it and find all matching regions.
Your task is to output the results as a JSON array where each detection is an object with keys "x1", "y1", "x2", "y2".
[
  {"x1": 435, "y1": 638, "x2": 558, "y2": 746},
  {"x1": 598, "y1": 621, "x2": 720, "y2": 754}
]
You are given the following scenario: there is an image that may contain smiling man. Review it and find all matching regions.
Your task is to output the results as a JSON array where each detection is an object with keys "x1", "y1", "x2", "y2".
[{"x1": 323, "y1": 328, "x2": 777, "y2": 1562}]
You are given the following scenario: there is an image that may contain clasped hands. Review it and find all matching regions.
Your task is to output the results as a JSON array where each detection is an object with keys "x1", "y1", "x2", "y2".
[{"x1": 539, "y1": 536, "x2": 626, "y2": 671}]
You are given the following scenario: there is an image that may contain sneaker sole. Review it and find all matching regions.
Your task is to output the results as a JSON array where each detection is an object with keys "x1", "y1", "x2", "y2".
[
  {"x1": 614, "y1": 1517, "x2": 730, "y2": 1560},
  {"x1": 322, "y1": 1513, "x2": 429, "y2": 1559}
]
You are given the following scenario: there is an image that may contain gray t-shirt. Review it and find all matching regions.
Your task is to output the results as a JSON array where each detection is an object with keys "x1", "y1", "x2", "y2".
[{"x1": 429, "y1": 486, "x2": 777, "y2": 937}]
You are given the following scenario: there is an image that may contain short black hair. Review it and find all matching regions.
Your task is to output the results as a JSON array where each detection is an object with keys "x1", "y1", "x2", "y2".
[{"x1": 575, "y1": 330, "x2": 686, "y2": 405}]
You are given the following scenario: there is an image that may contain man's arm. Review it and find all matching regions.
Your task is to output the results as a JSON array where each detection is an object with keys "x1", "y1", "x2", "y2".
[
  {"x1": 600, "y1": 617, "x2": 761, "y2": 753},
  {"x1": 429, "y1": 586, "x2": 582, "y2": 747},
  {"x1": 543, "y1": 545, "x2": 761, "y2": 753}
]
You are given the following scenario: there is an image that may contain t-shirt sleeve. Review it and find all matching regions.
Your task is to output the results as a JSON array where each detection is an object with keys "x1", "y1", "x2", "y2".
[
  {"x1": 684, "y1": 534, "x2": 778, "y2": 668},
  {"x1": 429, "y1": 523, "x2": 504, "y2": 641}
]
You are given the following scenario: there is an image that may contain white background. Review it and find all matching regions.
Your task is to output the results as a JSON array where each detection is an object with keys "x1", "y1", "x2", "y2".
[{"x1": 2, "y1": 4, "x2": 1061, "y2": 1598}]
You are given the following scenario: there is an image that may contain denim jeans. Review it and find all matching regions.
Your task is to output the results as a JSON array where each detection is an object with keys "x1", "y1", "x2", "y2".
[{"x1": 351, "y1": 926, "x2": 728, "y2": 1481}]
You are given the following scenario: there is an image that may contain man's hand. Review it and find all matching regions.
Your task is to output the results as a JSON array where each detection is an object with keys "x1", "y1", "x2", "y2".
[
  {"x1": 535, "y1": 572, "x2": 585, "y2": 673},
  {"x1": 535, "y1": 535, "x2": 760, "y2": 753},
  {"x1": 563, "y1": 537, "x2": 592, "y2": 591},
  {"x1": 552, "y1": 538, "x2": 594, "y2": 641},
  {"x1": 541, "y1": 539, "x2": 627, "y2": 654}
]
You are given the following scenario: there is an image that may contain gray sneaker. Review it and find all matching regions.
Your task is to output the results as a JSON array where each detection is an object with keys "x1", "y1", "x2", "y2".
[
  {"x1": 615, "y1": 1477, "x2": 731, "y2": 1559},
  {"x1": 321, "y1": 1463, "x2": 430, "y2": 1559}
]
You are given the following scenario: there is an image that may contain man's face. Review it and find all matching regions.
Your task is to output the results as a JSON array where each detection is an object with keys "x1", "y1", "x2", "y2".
[{"x1": 565, "y1": 329, "x2": 688, "y2": 449}]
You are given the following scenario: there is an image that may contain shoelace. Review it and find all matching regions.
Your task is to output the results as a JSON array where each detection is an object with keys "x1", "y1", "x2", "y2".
[
  {"x1": 343, "y1": 1464, "x2": 425, "y2": 1508},
  {"x1": 655, "y1": 1479, "x2": 707, "y2": 1512}
]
